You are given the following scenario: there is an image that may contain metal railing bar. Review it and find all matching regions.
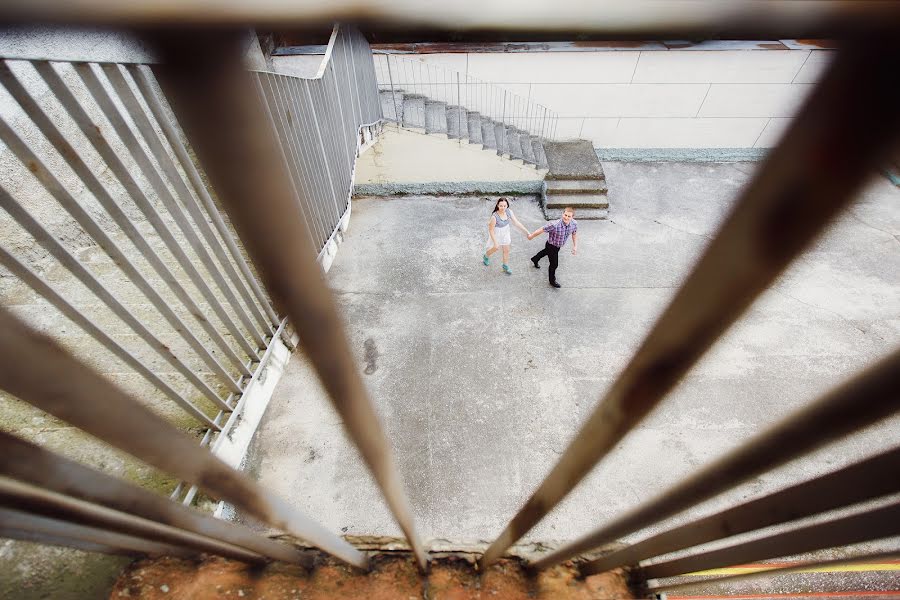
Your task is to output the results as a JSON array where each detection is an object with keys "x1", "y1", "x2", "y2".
[
  {"x1": 304, "y1": 78, "x2": 342, "y2": 221},
  {"x1": 0, "y1": 187, "x2": 228, "y2": 411},
  {"x1": 180, "y1": 317, "x2": 288, "y2": 507},
  {"x1": 0, "y1": 306, "x2": 368, "y2": 568},
  {"x1": 537, "y1": 347, "x2": 900, "y2": 571},
  {"x1": 128, "y1": 65, "x2": 281, "y2": 329},
  {"x1": 151, "y1": 32, "x2": 427, "y2": 570},
  {"x1": 0, "y1": 61, "x2": 252, "y2": 381},
  {"x1": 1, "y1": 527, "x2": 135, "y2": 556},
  {"x1": 582, "y1": 445, "x2": 900, "y2": 575},
  {"x1": 104, "y1": 64, "x2": 271, "y2": 339},
  {"x1": 0, "y1": 476, "x2": 266, "y2": 564},
  {"x1": 481, "y1": 38, "x2": 900, "y2": 568},
  {"x1": 124, "y1": 65, "x2": 275, "y2": 334},
  {"x1": 92, "y1": 63, "x2": 267, "y2": 352},
  {"x1": 254, "y1": 72, "x2": 321, "y2": 251},
  {"x1": 325, "y1": 63, "x2": 352, "y2": 179},
  {"x1": 0, "y1": 244, "x2": 219, "y2": 430},
  {"x1": 641, "y1": 501, "x2": 900, "y2": 580},
  {"x1": 0, "y1": 508, "x2": 192, "y2": 558},
  {"x1": 32, "y1": 60, "x2": 260, "y2": 361},
  {"x1": 284, "y1": 75, "x2": 330, "y2": 246},
  {"x1": 647, "y1": 551, "x2": 900, "y2": 594}
]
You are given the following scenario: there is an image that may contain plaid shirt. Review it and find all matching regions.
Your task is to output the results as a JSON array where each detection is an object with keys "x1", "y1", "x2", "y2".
[{"x1": 543, "y1": 218, "x2": 577, "y2": 247}]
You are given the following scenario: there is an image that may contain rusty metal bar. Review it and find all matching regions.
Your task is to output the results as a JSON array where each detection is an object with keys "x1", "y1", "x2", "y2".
[
  {"x1": 0, "y1": 476, "x2": 266, "y2": 563},
  {"x1": 150, "y1": 31, "x2": 428, "y2": 571},
  {"x1": 0, "y1": 430, "x2": 307, "y2": 564},
  {"x1": 127, "y1": 64, "x2": 281, "y2": 329},
  {"x1": 0, "y1": 508, "x2": 193, "y2": 558},
  {"x1": 641, "y1": 501, "x2": 900, "y2": 580},
  {"x1": 0, "y1": 244, "x2": 219, "y2": 430},
  {"x1": 648, "y1": 551, "x2": 900, "y2": 594},
  {"x1": 482, "y1": 37, "x2": 900, "y2": 567},
  {"x1": 535, "y1": 347, "x2": 900, "y2": 570},
  {"x1": 582, "y1": 445, "x2": 900, "y2": 575},
  {"x1": 0, "y1": 306, "x2": 367, "y2": 568}
]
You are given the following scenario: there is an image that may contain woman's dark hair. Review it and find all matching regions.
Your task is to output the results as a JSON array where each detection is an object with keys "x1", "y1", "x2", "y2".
[{"x1": 492, "y1": 197, "x2": 509, "y2": 213}]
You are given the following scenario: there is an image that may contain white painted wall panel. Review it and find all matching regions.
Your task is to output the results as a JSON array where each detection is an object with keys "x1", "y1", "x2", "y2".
[
  {"x1": 633, "y1": 50, "x2": 809, "y2": 83},
  {"x1": 754, "y1": 117, "x2": 792, "y2": 148},
  {"x1": 698, "y1": 84, "x2": 814, "y2": 118},
  {"x1": 601, "y1": 118, "x2": 768, "y2": 148},
  {"x1": 466, "y1": 52, "x2": 638, "y2": 83},
  {"x1": 531, "y1": 83, "x2": 707, "y2": 118},
  {"x1": 792, "y1": 50, "x2": 836, "y2": 84}
]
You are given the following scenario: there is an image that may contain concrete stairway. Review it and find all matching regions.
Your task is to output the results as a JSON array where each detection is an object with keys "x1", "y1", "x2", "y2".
[
  {"x1": 542, "y1": 140, "x2": 609, "y2": 220},
  {"x1": 379, "y1": 89, "x2": 549, "y2": 169}
]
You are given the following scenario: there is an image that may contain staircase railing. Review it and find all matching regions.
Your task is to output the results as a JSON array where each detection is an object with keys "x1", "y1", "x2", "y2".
[{"x1": 373, "y1": 52, "x2": 561, "y2": 141}]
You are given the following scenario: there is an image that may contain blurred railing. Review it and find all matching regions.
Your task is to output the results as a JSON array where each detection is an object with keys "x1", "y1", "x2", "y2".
[{"x1": 373, "y1": 52, "x2": 561, "y2": 141}]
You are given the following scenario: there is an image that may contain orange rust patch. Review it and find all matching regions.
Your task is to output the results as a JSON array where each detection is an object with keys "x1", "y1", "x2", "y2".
[{"x1": 109, "y1": 553, "x2": 635, "y2": 599}]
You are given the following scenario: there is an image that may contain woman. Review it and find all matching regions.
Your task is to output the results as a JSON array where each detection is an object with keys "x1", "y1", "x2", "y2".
[{"x1": 483, "y1": 197, "x2": 530, "y2": 274}]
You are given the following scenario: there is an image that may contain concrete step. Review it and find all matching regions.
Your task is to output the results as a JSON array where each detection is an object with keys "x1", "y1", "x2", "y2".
[
  {"x1": 446, "y1": 106, "x2": 466, "y2": 139},
  {"x1": 379, "y1": 90, "x2": 403, "y2": 122},
  {"x1": 425, "y1": 100, "x2": 448, "y2": 134},
  {"x1": 402, "y1": 95, "x2": 426, "y2": 129},
  {"x1": 532, "y1": 139, "x2": 549, "y2": 169},
  {"x1": 520, "y1": 133, "x2": 537, "y2": 164},
  {"x1": 545, "y1": 179, "x2": 608, "y2": 195},
  {"x1": 507, "y1": 129, "x2": 523, "y2": 159},
  {"x1": 544, "y1": 140, "x2": 605, "y2": 180},
  {"x1": 466, "y1": 111, "x2": 483, "y2": 144},
  {"x1": 545, "y1": 205, "x2": 608, "y2": 220},
  {"x1": 544, "y1": 191, "x2": 609, "y2": 210},
  {"x1": 494, "y1": 123, "x2": 507, "y2": 155},
  {"x1": 481, "y1": 119, "x2": 497, "y2": 149}
]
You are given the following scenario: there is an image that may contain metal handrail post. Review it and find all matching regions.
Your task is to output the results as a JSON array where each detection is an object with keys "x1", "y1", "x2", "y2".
[
  {"x1": 456, "y1": 71, "x2": 462, "y2": 145},
  {"x1": 386, "y1": 53, "x2": 400, "y2": 128}
]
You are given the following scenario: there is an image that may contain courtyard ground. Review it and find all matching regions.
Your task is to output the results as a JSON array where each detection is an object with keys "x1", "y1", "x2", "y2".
[{"x1": 243, "y1": 161, "x2": 899, "y2": 592}]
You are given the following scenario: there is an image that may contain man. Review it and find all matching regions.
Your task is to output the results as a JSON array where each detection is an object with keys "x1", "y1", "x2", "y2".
[{"x1": 528, "y1": 207, "x2": 577, "y2": 288}]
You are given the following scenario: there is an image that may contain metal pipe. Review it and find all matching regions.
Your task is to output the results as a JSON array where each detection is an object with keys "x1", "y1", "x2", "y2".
[
  {"x1": 0, "y1": 476, "x2": 266, "y2": 564},
  {"x1": 0, "y1": 306, "x2": 367, "y2": 568},
  {"x1": 642, "y1": 501, "x2": 900, "y2": 579},
  {"x1": 150, "y1": 30, "x2": 428, "y2": 571},
  {"x1": 582, "y1": 445, "x2": 900, "y2": 575},
  {"x1": 482, "y1": 37, "x2": 900, "y2": 568},
  {"x1": 387, "y1": 54, "x2": 399, "y2": 126}
]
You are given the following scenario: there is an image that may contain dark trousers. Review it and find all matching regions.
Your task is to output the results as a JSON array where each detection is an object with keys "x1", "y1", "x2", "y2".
[{"x1": 532, "y1": 242, "x2": 561, "y2": 283}]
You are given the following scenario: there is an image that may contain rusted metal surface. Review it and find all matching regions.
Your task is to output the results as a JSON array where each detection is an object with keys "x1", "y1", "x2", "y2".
[
  {"x1": 149, "y1": 30, "x2": 428, "y2": 571},
  {"x1": 110, "y1": 553, "x2": 635, "y2": 599},
  {"x1": 641, "y1": 501, "x2": 900, "y2": 579},
  {"x1": 482, "y1": 37, "x2": 900, "y2": 568},
  {"x1": 0, "y1": 306, "x2": 367, "y2": 568},
  {"x1": 0, "y1": 430, "x2": 309, "y2": 564},
  {"x1": 582, "y1": 446, "x2": 900, "y2": 575}
]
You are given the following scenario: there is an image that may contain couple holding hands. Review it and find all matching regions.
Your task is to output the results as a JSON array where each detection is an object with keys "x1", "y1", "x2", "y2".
[{"x1": 482, "y1": 197, "x2": 577, "y2": 289}]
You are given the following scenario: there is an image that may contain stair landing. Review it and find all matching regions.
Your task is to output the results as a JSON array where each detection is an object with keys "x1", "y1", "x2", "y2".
[{"x1": 541, "y1": 140, "x2": 609, "y2": 220}]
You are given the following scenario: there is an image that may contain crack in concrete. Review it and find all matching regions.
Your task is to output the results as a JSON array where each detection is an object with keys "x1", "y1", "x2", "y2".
[
  {"x1": 844, "y1": 209, "x2": 900, "y2": 246},
  {"x1": 770, "y1": 286, "x2": 887, "y2": 342}
]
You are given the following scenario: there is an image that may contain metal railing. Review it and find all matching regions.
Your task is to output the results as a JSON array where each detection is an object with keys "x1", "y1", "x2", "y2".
[
  {"x1": 373, "y1": 52, "x2": 561, "y2": 141},
  {"x1": 0, "y1": 6, "x2": 898, "y2": 597},
  {"x1": 253, "y1": 25, "x2": 382, "y2": 257}
]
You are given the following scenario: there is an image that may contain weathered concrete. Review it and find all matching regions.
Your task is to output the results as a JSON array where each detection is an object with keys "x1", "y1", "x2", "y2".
[{"x1": 246, "y1": 163, "x2": 900, "y2": 557}]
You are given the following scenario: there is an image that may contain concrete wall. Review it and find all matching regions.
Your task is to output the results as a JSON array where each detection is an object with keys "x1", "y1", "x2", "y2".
[{"x1": 377, "y1": 42, "x2": 835, "y2": 150}]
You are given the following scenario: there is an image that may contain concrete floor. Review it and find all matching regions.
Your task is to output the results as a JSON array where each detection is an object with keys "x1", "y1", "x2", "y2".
[{"x1": 245, "y1": 162, "x2": 899, "y2": 557}]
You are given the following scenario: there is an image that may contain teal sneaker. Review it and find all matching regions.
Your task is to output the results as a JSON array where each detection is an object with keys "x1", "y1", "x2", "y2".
[
  {"x1": 483, "y1": 254, "x2": 490, "y2": 266},
  {"x1": 502, "y1": 263, "x2": 512, "y2": 275}
]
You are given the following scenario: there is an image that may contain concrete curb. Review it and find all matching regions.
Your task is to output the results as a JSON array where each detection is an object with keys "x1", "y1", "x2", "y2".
[
  {"x1": 353, "y1": 180, "x2": 544, "y2": 197},
  {"x1": 596, "y1": 147, "x2": 769, "y2": 162}
]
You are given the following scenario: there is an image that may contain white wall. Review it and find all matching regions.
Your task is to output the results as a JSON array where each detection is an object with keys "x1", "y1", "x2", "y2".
[{"x1": 377, "y1": 44, "x2": 835, "y2": 149}]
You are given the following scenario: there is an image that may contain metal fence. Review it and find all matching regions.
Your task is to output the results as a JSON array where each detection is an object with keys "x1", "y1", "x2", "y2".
[
  {"x1": 373, "y1": 52, "x2": 561, "y2": 141},
  {"x1": 0, "y1": 6, "x2": 898, "y2": 598},
  {"x1": 253, "y1": 25, "x2": 382, "y2": 257}
]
